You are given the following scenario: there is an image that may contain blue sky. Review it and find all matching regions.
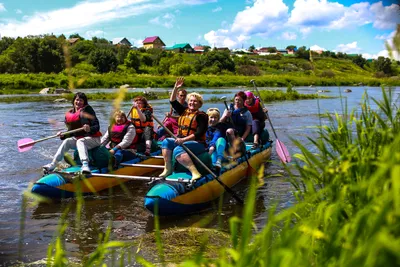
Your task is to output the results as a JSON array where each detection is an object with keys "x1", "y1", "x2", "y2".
[{"x1": 0, "y1": 0, "x2": 398, "y2": 59}]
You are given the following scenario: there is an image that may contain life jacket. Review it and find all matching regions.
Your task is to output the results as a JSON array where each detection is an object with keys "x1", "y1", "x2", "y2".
[
  {"x1": 230, "y1": 104, "x2": 249, "y2": 136},
  {"x1": 177, "y1": 109, "x2": 206, "y2": 142},
  {"x1": 130, "y1": 105, "x2": 154, "y2": 134},
  {"x1": 244, "y1": 98, "x2": 266, "y2": 121},
  {"x1": 65, "y1": 107, "x2": 102, "y2": 138},
  {"x1": 109, "y1": 121, "x2": 135, "y2": 149}
]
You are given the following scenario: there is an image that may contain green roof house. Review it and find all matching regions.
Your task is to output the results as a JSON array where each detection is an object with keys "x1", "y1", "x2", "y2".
[{"x1": 165, "y1": 43, "x2": 194, "y2": 53}]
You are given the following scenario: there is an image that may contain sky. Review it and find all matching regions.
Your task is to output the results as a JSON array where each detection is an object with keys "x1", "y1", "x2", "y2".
[{"x1": 0, "y1": 0, "x2": 399, "y2": 59}]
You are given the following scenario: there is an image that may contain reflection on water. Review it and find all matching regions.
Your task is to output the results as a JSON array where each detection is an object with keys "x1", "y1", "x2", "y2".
[{"x1": 0, "y1": 86, "x2": 398, "y2": 265}]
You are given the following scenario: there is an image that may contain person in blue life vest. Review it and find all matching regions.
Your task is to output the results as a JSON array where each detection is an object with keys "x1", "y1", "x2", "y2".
[
  {"x1": 159, "y1": 77, "x2": 208, "y2": 181},
  {"x1": 206, "y1": 108, "x2": 227, "y2": 170},
  {"x1": 220, "y1": 91, "x2": 253, "y2": 152},
  {"x1": 244, "y1": 91, "x2": 268, "y2": 149},
  {"x1": 130, "y1": 96, "x2": 154, "y2": 156},
  {"x1": 43, "y1": 92, "x2": 102, "y2": 173},
  {"x1": 101, "y1": 110, "x2": 136, "y2": 169}
]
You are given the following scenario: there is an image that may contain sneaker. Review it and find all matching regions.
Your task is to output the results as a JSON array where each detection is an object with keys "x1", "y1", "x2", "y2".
[
  {"x1": 214, "y1": 159, "x2": 222, "y2": 169},
  {"x1": 43, "y1": 162, "x2": 56, "y2": 172},
  {"x1": 81, "y1": 162, "x2": 91, "y2": 174}
]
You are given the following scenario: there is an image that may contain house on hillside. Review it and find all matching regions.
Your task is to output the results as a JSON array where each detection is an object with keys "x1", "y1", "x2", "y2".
[
  {"x1": 143, "y1": 36, "x2": 165, "y2": 49},
  {"x1": 112, "y1": 38, "x2": 132, "y2": 47},
  {"x1": 277, "y1": 49, "x2": 288, "y2": 54},
  {"x1": 216, "y1": 47, "x2": 230, "y2": 52},
  {"x1": 165, "y1": 43, "x2": 194, "y2": 53},
  {"x1": 194, "y1": 45, "x2": 206, "y2": 54},
  {"x1": 67, "y1": 38, "x2": 80, "y2": 45}
]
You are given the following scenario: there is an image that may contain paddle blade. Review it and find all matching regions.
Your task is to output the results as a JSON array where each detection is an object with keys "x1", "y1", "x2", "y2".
[
  {"x1": 17, "y1": 138, "x2": 34, "y2": 152},
  {"x1": 276, "y1": 139, "x2": 291, "y2": 163}
]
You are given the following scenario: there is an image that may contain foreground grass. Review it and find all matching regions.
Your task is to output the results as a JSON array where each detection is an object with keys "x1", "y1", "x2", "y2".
[{"x1": 19, "y1": 88, "x2": 399, "y2": 266}]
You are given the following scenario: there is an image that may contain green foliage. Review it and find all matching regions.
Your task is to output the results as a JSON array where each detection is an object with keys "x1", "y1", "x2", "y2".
[
  {"x1": 88, "y1": 48, "x2": 118, "y2": 73},
  {"x1": 68, "y1": 33, "x2": 84, "y2": 40},
  {"x1": 374, "y1": 56, "x2": 393, "y2": 75},
  {"x1": 124, "y1": 50, "x2": 141, "y2": 71},
  {"x1": 248, "y1": 45, "x2": 255, "y2": 52},
  {"x1": 0, "y1": 36, "x2": 15, "y2": 54},
  {"x1": 170, "y1": 62, "x2": 193, "y2": 75},
  {"x1": 195, "y1": 50, "x2": 235, "y2": 73},
  {"x1": 236, "y1": 65, "x2": 261, "y2": 76},
  {"x1": 351, "y1": 54, "x2": 367, "y2": 68}
]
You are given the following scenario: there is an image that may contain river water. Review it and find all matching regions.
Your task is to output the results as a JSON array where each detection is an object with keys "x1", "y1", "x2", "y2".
[{"x1": 0, "y1": 86, "x2": 398, "y2": 265}]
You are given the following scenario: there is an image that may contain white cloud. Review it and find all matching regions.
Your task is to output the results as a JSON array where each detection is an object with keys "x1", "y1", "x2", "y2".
[
  {"x1": 130, "y1": 38, "x2": 144, "y2": 47},
  {"x1": 329, "y1": 2, "x2": 372, "y2": 29},
  {"x1": 310, "y1": 45, "x2": 326, "y2": 51},
  {"x1": 85, "y1": 30, "x2": 105, "y2": 39},
  {"x1": 231, "y1": 0, "x2": 289, "y2": 36},
  {"x1": 0, "y1": 0, "x2": 216, "y2": 38},
  {"x1": 280, "y1": 31, "x2": 297, "y2": 40},
  {"x1": 212, "y1": 6, "x2": 222, "y2": 12},
  {"x1": 0, "y1": 3, "x2": 6, "y2": 12},
  {"x1": 150, "y1": 13, "x2": 175, "y2": 28},
  {"x1": 370, "y1": 2, "x2": 400, "y2": 30},
  {"x1": 362, "y1": 50, "x2": 399, "y2": 60},
  {"x1": 334, "y1": 41, "x2": 361, "y2": 53},
  {"x1": 289, "y1": 0, "x2": 345, "y2": 27}
]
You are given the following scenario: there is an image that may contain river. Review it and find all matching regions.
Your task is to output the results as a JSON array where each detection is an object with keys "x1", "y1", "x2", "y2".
[{"x1": 0, "y1": 86, "x2": 398, "y2": 265}]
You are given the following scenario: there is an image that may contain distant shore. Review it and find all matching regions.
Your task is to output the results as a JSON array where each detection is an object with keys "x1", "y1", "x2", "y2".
[{"x1": 1, "y1": 73, "x2": 399, "y2": 94}]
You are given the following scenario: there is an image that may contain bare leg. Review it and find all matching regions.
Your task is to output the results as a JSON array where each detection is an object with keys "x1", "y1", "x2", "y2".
[
  {"x1": 176, "y1": 153, "x2": 202, "y2": 180},
  {"x1": 159, "y1": 149, "x2": 173, "y2": 177}
]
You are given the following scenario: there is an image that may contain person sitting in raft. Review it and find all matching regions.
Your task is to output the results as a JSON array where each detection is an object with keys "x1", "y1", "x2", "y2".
[
  {"x1": 101, "y1": 110, "x2": 136, "y2": 169},
  {"x1": 43, "y1": 92, "x2": 102, "y2": 173},
  {"x1": 159, "y1": 77, "x2": 208, "y2": 181},
  {"x1": 220, "y1": 91, "x2": 252, "y2": 151},
  {"x1": 244, "y1": 91, "x2": 268, "y2": 149},
  {"x1": 130, "y1": 96, "x2": 154, "y2": 156},
  {"x1": 156, "y1": 88, "x2": 188, "y2": 141},
  {"x1": 206, "y1": 108, "x2": 226, "y2": 170}
]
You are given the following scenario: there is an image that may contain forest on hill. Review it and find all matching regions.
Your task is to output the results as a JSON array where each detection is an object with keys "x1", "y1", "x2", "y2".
[{"x1": 0, "y1": 34, "x2": 399, "y2": 90}]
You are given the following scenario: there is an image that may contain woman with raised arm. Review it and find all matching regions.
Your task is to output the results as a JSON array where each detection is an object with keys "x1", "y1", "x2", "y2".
[
  {"x1": 43, "y1": 92, "x2": 101, "y2": 173},
  {"x1": 159, "y1": 77, "x2": 208, "y2": 181}
]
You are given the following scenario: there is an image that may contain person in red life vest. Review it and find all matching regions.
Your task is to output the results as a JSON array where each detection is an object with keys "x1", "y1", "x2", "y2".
[
  {"x1": 244, "y1": 91, "x2": 268, "y2": 149},
  {"x1": 43, "y1": 92, "x2": 102, "y2": 173},
  {"x1": 101, "y1": 110, "x2": 136, "y2": 169},
  {"x1": 220, "y1": 91, "x2": 252, "y2": 150},
  {"x1": 130, "y1": 96, "x2": 154, "y2": 156},
  {"x1": 156, "y1": 88, "x2": 188, "y2": 141},
  {"x1": 159, "y1": 77, "x2": 208, "y2": 181}
]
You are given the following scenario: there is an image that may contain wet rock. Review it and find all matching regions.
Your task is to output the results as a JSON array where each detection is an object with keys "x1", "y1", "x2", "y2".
[
  {"x1": 54, "y1": 98, "x2": 68, "y2": 103},
  {"x1": 344, "y1": 89, "x2": 352, "y2": 93},
  {"x1": 54, "y1": 88, "x2": 72, "y2": 94},
  {"x1": 39, "y1": 87, "x2": 51, "y2": 94},
  {"x1": 120, "y1": 84, "x2": 130, "y2": 89}
]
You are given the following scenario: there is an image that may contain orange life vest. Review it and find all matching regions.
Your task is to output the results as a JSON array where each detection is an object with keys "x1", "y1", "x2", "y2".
[
  {"x1": 177, "y1": 109, "x2": 206, "y2": 142},
  {"x1": 130, "y1": 105, "x2": 154, "y2": 134},
  {"x1": 65, "y1": 107, "x2": 102, "y2": 138}
]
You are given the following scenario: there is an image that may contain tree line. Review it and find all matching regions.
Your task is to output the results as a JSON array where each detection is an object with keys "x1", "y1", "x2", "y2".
[{"x1": 0, "y1": 34, "x2": 398, "y2": 77}]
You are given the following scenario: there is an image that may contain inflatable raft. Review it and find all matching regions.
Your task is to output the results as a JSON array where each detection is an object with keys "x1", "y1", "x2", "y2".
[{"x1": 144, "y1": 141, "x2": 272, "y2": 216}]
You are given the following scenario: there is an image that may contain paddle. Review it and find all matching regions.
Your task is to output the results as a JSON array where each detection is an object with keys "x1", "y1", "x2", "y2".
[
  {"x1": 250, "y1": 80, "x2": 291, "y2": 163},
  {"x1": 17, "y1": 127, "x2": 85, "y2": 153},
  {"x1": 152, "y1": 114, "x2": 244, "y2": 205}
]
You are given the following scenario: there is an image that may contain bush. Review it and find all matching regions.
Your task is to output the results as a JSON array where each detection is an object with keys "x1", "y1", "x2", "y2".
[
  {"x1": 374, "y1": 71, "x2": 386, "y2": 78},
  {"x1": 320, "y1": 70, "x2": 335, "y2": 78},
  {"x1": 236, "y1": 65, "x2": 261, "y2": 76}
]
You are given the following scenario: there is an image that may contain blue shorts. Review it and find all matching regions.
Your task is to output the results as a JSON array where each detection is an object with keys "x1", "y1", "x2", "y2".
[{"x1": 161, "y1": 138, "x2": 206, "y2": 159}]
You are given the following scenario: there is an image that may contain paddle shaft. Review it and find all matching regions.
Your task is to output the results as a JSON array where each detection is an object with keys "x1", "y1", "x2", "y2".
[
  {"x1": 19, "y1": 127, "x2": 85, "y2": 148},
  {"x1": 223, "y1": 101, "x2": 236, "y2": 128},
  {"x1": 152, "y1": 115, "x2": 244, "y2": 205}
]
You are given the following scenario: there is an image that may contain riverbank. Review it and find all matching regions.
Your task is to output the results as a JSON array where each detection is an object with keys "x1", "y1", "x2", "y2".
[{"x1": 1, "y1": 73, "x2": 399, "y2": 92}]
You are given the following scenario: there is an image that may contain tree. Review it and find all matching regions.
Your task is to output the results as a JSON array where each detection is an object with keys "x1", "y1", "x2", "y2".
[
  {"x1": 352, "y1": 54, "x2": 367, "y2": 68},
  {"x1": 267, "y1": 47, "x2": 277, "y2": 53},
  {"x1": 295, "y1": 46, "x2": 309, "y2": 60},
  {"x1": 286, "y1": 45, "x2": 297, "y2": 51},
  {"x1": 88, "y1": 48, "x2": 118, "y2": 73},
  {"x1": 374, "y1": 56, "x2": 393, "y2": 75},
  {"x1": 37, "y1": 36, "x2": 64, "y2": 73},
  {"x1": 69, "y1": 33, "x2": 85, "y2": 40},
  {"x1": 0, "y1": 37, "x2": 15, "y2": 54},
  {"x1": 248, "y1": 45, "x2": 255, "y2": 52},
  {"x1": 116, "y1": 45, "x2": 131, "y2": 65},
  {"x1": 69, "y1": 40, "x2": 96, "y2": 65},
  {"x1": 194, "y1": 50, "x2": 235, "y2": 73},
  {"x1": 124, "y1": 50, "x2": 141, "y2": 71}
]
